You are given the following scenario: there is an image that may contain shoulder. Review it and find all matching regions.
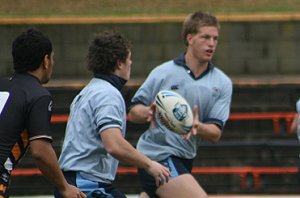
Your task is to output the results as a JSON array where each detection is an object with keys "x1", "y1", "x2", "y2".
[
  {"x1": 152, "y1": 60, "x2": 176, "y2": 72},
  {"x1": 148, "y1": 60, "x2": 180, "y2": 79},
  {"x1": 15, "y1": 74, "x2": 51, "y2": 99},
  {"x1": 212, "y1": 67, "x2": 232, "y2": 85},
  {"x1": 86, "y1": 79, "x2": 123, "y2": 103}
]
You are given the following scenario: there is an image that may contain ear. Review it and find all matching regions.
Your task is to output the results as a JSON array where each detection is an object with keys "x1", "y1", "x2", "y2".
[
  {"x1": 116, "y1": 60, "x2": 123, "y2": 70},
  {"x1": 42, "y1": 54, "x2": 50, "y2": 70},
  {"x1": 186, "y1": 34, "x2": 194, "y2": 45}
]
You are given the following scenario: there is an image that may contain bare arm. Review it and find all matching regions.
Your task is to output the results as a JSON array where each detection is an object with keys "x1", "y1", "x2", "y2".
[
  {"x1": 192, "y1": 122, "x2": 221, "y2": 143},
  {"x1": 30, "y1": 140, "x2": 86, "y2": 198},
  {"x1": 290, "y1": 114, "x2": 299, "y2": 133},
  {"x1": 290, "y1": 99, "x2": 300, "y2": 140},
  {"x1": 183, "y1": 105, "x2": 222, "y2": 143},
  {"x1": 127, "y1": 103, "x2": 155, "y2": 124},
  {"x1": 101, "y1": 128, "x2": 170, "y2": 186}
]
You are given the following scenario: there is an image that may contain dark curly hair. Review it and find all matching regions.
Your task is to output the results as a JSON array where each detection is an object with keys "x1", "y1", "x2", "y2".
[
  {"x1": 86, "y1": 30, "x2": 132, "y2": 75},
  {"x1": 182, "y1": 11, "x2": 220, "y2": 46},
  {"x1": 12, "y1": 28, "x2": 52, "y2": 73}
]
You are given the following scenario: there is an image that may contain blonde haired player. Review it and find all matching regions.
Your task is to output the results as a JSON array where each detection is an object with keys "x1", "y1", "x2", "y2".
[{"x1": 128, "y1": 11, "x2": 232, "y2": 198}]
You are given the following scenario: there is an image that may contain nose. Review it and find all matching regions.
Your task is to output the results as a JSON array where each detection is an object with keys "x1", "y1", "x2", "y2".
[{"x1": 208, "y1": 38, "x2": 216, "y2": 46}]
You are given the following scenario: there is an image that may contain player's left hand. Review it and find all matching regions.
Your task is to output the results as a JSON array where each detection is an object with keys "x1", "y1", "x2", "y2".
[
  {"x1": 183, "y1": 105, "x2": 200, "y2": 140},
  {"x1": 146, "y1": 160, "x2": 170, "y2": 187}
]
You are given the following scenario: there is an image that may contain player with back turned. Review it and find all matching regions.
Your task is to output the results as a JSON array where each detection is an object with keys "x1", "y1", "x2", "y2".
[
  {"x1": 128, "y1": 11, "x2": 233, "y2": 198},
  {"x1": 0, "y1": 29, "x2": 85, "y2": 198},
  {"x1": 55, "y1": 30, "x2": 170, "y2": 198}
]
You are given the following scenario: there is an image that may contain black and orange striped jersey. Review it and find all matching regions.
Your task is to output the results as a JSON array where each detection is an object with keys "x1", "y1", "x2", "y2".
[{"x1": 0, "y1": 73, "x2": 53, "y2": 173}]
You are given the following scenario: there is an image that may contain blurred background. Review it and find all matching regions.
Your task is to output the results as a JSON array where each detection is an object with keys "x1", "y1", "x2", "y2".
[{"x1": 1, "y1": 0, "x2": 300, "y2": 197}]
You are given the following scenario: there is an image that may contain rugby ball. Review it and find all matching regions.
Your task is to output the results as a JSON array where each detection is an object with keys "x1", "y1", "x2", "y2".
[{"x1": 155, "y1": 90, "x2": 193, "y2": 134}]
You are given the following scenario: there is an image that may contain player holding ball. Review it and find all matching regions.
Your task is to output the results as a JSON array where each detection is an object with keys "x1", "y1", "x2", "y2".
[{"x1": 128, "y1": 10, "x2": 232, "y2": 198}]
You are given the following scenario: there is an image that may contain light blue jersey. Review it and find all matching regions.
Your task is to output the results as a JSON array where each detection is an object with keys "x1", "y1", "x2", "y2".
[
  {"x1": 131, "y1": 53, "x2": 232, "y2": 161},
  {"x1": 59, "y1": 77, "x2": 126, "y2": 183}
]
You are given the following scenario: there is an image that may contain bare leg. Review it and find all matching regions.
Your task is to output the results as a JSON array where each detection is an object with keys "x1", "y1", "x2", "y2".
[{"x1": 156, "y1": 174, "x2": 208, "y2": 198}]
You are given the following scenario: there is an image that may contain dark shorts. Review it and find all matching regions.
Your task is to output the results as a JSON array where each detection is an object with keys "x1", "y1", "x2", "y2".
[
  {"x1": 138, "y1": 155, "x2": 193, "y2": 198},
  {"x1": 53, "y1": 171, "x2": 126, "y2": 198}
]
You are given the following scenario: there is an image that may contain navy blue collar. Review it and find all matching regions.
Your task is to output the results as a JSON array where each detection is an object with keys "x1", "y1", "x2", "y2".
[
  {"x1": 173, "y1": 52, "x2": 214, "y2": 80},
  {"x1": 11, "y1": 73, "x2": 42, "y2": 84},
  {"x1": 94, "y1": 73, "x2": 127, "y2": 91}
]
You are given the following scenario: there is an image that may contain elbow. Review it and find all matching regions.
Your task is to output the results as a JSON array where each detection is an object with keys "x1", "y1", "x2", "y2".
[
  {"x1": 31, "y1": 150, "x2": 43, "y2": 160},
  {"x1": 30, "y1": 140, "x2": 52, "y2": 160},
  {"x1": 209, "y1": 131, "x2": 222, "y2": 144},
  {"x1": 105, "y1": 146, "x2": 116, "y2": 156},
  {"x1": 127, "y1": 111, "x2": 134, "y2": 122},
  {"x1": 210, "y1": 125, "x2": 222, "y2": 144},
  {"x1": 31, "y1": 147, "x2": 49, "y2": 162},
  {"x1": 105, "y1": 144, "x2": 123, "y2": 157},
  {"x1": 210, "y1": 137, "x2": 220, "y2": 144}
]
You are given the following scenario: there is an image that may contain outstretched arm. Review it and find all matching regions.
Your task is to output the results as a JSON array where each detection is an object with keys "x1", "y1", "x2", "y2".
[
  {"x1": 183, "y1": 105, "x2": 222, "y2": 143},
  {"x1": 30, "y1": 139, "x2": 86, "y2": 198},
  {"x1": 101, "y1": 128, "x2": 170, "y2": 186},
  {"x1": 128, "y1": 103, "x2": 156, "y2": 127}
]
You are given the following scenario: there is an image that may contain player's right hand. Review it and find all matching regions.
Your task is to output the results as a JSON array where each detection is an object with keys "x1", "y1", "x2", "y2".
[
  {"x1": 183, "y1": 105, "x2": 200, "y2": 140},
  {"x1": 147, "y1": 102, "x2": 157, "y2": 128},
  {"x1": 61, "y1": 184, "x2": 86, "y2": 198},
  {"x1": 146, "y1": 160, "x2": 171, "y2": 187}
]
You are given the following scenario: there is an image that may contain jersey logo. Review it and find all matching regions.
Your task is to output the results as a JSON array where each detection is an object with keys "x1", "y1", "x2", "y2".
[
  {"x1": 170, "y1": 84, "x2": 179, "y2": 90},
  {"x1": 212, "y1": 86, "x2": 220, "y2": 97},
  {"x1": 0, "y1": 92, "x2": 10, "y2": 115},
  {"x1": 48, "y1": 100, "x2": 53, "y2": 112}
]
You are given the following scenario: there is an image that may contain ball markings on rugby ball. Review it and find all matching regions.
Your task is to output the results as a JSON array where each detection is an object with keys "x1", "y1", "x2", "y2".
[{"x1": 155, "y1": 90, "x2": 193, "y2": 134}]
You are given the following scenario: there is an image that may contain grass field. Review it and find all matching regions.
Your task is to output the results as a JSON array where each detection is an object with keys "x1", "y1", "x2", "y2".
[{"x1": 1, "y1": 0, "x2": 300, "y2": 17}]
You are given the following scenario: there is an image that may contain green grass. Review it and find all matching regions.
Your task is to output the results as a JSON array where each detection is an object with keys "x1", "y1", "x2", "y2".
[{"x1": 1, "y1": 0, "x2": 300, "y2": 17}]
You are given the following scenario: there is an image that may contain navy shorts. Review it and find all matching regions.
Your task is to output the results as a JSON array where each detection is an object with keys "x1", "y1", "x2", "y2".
[
  {"x1": 53, "y1": 171, "x2": 126, "y2": 198},
  {"x1": 138, "y1": 155, "x2": 193, "y2": 198}
]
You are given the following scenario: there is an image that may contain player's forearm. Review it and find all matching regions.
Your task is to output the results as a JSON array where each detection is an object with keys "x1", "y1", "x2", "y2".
[
  {"x1": 128, "y1": 104, "x2": 151, "y2": 123},
  {"x1": 109, "y1": 138, "x2": 151, "y2": 169},
  {"x1": 30, "y1": 140, "x2": 69, "y2": 192},
  {"x1": 196, "y1": 123, "x2": 221, "y2": 143},
  {"x1": 102, "y1": 129, "x2": 151, "y2": 168}
]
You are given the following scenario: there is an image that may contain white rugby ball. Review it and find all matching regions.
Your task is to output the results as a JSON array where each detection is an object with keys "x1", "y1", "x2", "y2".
[{"x1": 155, "y1": 90, "x2": 193, "y2": 134}]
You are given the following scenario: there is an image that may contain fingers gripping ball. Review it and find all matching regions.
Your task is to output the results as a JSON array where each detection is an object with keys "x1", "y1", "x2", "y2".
[{"x1": 155, "y1": 90, "x2": 193, "y2": 134}]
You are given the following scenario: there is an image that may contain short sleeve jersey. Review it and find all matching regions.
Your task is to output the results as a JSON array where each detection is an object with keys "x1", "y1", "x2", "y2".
[
  {"x1": 131, "y1": 53, "x2": 233, "y2": 161},
  {"x1": 0, "y1": 73, "x2": 53, "y2": 171},
  {"x1": 58, "y1": 76, "x2": 127, "y2": 184}
]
